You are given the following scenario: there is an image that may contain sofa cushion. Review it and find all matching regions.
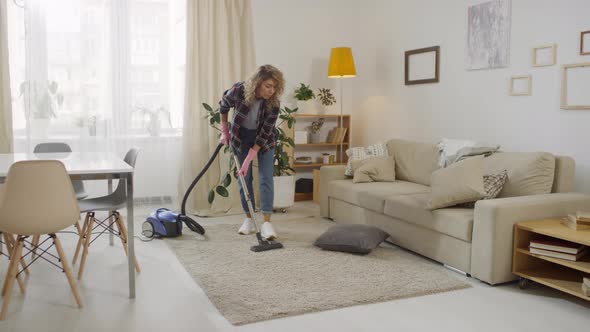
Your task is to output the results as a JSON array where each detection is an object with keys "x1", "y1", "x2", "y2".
[
  {"x1": 352, "y1": 156, "x2": 396, "y2": 183},
  {"x1": 345, "y1": 142, "x2": 389, "y2": 176},
  {"x1": 427, "y1": 155, "x2": 486, "y2": 210},
  {"x1": 329, "y1": 180, "x2": 430, "y2": 213},
  {"x1": 314, "y1": 224, "x2": 389, "y2": 255},
  {"x1": 483, "y1": 152, "x2": 555, "y2": 198},
  {"x1": 386, "y1": 139, "x2": 440, "y2": 186},
  {"x1": 383, "y1": 193, "x2": 474, "y2": 242}
]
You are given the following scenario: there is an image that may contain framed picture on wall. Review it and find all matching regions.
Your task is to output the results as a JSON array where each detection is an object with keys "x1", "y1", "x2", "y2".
[
  {"x1": 509, "y1": 75, "x2": 531, "y2": 96},
  {"x1": 581, "y1": 31, "x2": 590, "y2": 55},
  {"x1": 532, "y1": 44, "x2": 556, "y2": 67},
  {"x1": 561, "y1": 62, "x2": 590, "y2": 109},
  {"x1": 404, "y1": 46, "x2": 440, "y2": 85}
]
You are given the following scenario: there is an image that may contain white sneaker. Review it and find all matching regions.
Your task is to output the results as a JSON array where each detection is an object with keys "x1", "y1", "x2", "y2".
[
  {"x1": 261, "y1": 222, "x2": 277, "y2": 240},
  {"x1": 238, "y1": 218, "x2": 256, "y2": 235}
]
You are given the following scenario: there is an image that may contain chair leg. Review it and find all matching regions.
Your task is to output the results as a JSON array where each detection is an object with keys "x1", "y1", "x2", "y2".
[
  {"x1": 1, "y1": 235, "x2": 26, "y2": 296},
  {"x1": 115, "y1": 214, "x2": 140, "y2": 273},
  {"x1": 77, "y1": 214, "x2": 95, "y2": 280},
  {"x1": 0, "y1": 238, "x2": 24, "y2": 320},
  {"x1": 2, "y1": 234, "x2": 29, "y2": 277},
  {"x1": 72, "y1": 213, "x2": 90, "y2": 265},
  {"x1": 52, "y1": 235, "x2": 82, "y2": 308},
  {"x1": 31, "y1": 235, "x2": 40, "y2": 260}
]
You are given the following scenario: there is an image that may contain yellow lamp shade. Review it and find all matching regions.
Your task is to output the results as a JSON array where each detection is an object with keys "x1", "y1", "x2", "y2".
[{"x1": 328, "y1": 47, "x2": 356, "y2": 78}]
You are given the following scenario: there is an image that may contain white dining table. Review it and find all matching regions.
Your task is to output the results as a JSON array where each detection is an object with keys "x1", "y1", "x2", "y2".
[{"x1": 0, "y1": 152, "x2": 137, "y2": 298}]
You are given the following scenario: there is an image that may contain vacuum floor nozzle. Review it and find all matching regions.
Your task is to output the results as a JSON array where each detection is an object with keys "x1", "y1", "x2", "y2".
[{"x1": 251, "y1": 241, "x2": 284, "y2": 252}]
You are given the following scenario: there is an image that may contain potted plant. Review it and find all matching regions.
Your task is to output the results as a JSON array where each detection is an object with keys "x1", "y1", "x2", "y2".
[
  {"x1": 132, "y1": 105, "x2": 171, "y2": 136},
  {"x1": 19, "y1": 80, "x2": 64, "y2": 138},
  {"x1": 203, "y1": 103, "x2": 297, "y2": 212},
  {"x1": 317, "y1": 88, "x2": 336, "y2": 114},
  {"x1": 308, "y1": 118, "x2": 324, "y2": 143},
  {"x1": 293, "y1": 83, "x2": 316, "y2": 114}
]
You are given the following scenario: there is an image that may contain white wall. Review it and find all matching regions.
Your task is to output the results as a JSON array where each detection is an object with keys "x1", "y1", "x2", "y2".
[{"x1": 253, "y1": 0, "x2": 590, "y2": 192}]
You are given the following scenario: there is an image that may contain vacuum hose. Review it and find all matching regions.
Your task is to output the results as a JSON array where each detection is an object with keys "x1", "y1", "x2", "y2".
[{"x1": 181, "y1": 142, "x2": 225, "y2": 216}]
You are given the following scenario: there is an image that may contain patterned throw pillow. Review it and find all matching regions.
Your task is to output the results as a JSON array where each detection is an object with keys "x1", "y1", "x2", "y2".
[
  {"x1": 458, "y1": 170, "x2": 508, "y2": 208},
  {"x1": 345, "y1": 142, "x2": 389, "y2": 176}
]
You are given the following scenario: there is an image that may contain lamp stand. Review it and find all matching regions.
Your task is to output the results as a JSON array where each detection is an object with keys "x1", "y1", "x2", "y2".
[{"x1": 339, "y1": 77, "x2": 343, "y2": 163}]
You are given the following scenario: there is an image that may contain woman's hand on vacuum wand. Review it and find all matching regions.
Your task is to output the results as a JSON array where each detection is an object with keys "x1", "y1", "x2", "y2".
[{"x1": 238, "y1": 146, "x2": 259, "y2": 177}]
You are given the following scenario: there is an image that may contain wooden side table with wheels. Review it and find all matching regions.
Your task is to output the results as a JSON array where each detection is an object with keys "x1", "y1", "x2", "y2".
[{"x1": 513, "y1": 218, "x2": 590, "y2": 300}]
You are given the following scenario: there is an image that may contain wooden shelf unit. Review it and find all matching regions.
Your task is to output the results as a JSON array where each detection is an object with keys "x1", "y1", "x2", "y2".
[
  {"x1": 513, "y1": 218, "x2": 590, "y2": 301},
  {"x1": 289, "y1": 113, "x2": 351, "y2": 201}
]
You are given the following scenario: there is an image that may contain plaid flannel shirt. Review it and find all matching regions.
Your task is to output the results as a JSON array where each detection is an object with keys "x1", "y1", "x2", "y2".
[{"x1": 219, "y1": 81, "x2": 279, "y2": 154}]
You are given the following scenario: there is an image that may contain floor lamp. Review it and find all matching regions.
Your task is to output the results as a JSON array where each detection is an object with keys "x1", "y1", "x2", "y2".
[{"x1": 328, "y1": 47, "x2": 356, "y2": 163}]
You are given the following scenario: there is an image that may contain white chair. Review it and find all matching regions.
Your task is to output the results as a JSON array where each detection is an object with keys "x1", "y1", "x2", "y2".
[
  {"x1": 0, "y1": 160, "x2": 82, "y2": 320},
  {"x1": 73, "y1": 148, "x2": 141, "y2": 280}
]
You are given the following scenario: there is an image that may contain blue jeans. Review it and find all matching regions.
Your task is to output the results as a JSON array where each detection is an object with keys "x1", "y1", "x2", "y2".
[{"x1": 236, "y1": 128, "x2": 274, "y2": 215}]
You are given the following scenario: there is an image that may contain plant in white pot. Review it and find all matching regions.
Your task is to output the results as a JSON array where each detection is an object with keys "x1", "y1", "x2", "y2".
[
  {"x1": 317, "y1": 88, "x2": 337, "y2": 114},
  {"x1": 308, "y1": 118, "x2": 324, "y2": 143},
  {"x1": 294, "y1": 83, "x2": 316, "y2": 114},
  {"x1": 272, "y1": 106, "x2": 297, "y2": 212},
  {"x1": 19, "y1": 80, "x2": 64, "y2": 138},
  {"x1": 203, "y1": 103, "x2": 297, "y2": 212}
]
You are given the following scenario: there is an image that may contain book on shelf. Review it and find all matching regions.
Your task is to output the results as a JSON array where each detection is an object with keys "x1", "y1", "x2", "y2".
[
  {"x1": 584, "y1": 277, "x2": 590, "y2": 288},
  {"x1": 562, "y1": 216, "x2": 590, "y2": 230},
  {"x1": 337, "y1": 127, "x2": 347, "y2": 143},
  {"x1": 583, "y1": 283, "x2": 590, "y2": 297},
  {"x1": 574, "y1": 211, "x2": 590, "y2": 224},
  {"x1": 327, "y1": 127, "x2": 347, "y2": 144},
  {"x1": 294, "y1": 156, "x2": 312, "y2": 164},
  {"x1": 326, "y1": 128, "x2": 336, "y2": 144},
  {"x1": 528, "y1": 247, "x2": 589, "y2": 261},
  {"x1": 529, "y1": 236, "x2": 587, "y2": 254}
]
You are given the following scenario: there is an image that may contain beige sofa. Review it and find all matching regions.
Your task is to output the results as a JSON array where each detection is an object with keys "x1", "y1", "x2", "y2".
[{"x1": 320, "y1": 138, "x2": 590, "y2": 285}]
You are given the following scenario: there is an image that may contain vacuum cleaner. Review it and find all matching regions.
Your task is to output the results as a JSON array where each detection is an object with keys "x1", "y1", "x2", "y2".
[{"x1": 157, "y1": 142, "x2": 283, "y2": 252}]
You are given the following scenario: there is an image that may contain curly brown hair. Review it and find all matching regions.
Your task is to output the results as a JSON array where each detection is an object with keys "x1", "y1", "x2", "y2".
[{"x1": 243, "y1": 64, "x2": 285, "y2": 112}]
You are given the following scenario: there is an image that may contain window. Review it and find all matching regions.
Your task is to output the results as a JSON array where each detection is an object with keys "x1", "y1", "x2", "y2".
[{"x1": 7, "y1": 0, "x2": 186, "y2": 140}]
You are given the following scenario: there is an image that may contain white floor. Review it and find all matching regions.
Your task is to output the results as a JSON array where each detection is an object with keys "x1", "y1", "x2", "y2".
[{"x1": 0, "y1": 201, "x2": 589, "y2": 332}]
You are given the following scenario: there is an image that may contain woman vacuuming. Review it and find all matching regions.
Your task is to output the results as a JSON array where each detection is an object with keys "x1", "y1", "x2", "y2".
[{"x1": 219, "y1": 64, "x2": 285, "y2": 240}]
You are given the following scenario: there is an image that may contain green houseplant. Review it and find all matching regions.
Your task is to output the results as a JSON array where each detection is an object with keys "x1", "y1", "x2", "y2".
[
  {"x1": 19, "y1": 80, "x2": 64, "y2": 138},
  {"x1": 294, "y1": 83, "x2": 315, "y2": 101},
  {"x1": 317, "y1": 88, "x2": 336, "y2": 106},
  {"x1": 203, "y1": 103, "x2": 297, "y2": 205},
  {"x1": 294, "y1": 83, "x2": 316, "y2": 114}
]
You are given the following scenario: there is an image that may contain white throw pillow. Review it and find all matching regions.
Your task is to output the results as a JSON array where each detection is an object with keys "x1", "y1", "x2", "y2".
[{"x1": 345, "y1": 142, "x2": 388, "y2": 176}]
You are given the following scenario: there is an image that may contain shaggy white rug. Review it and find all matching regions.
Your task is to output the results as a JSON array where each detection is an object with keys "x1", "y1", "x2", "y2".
[{"x1": 166, "y1": 217, "x2": 471, "y2": 325}]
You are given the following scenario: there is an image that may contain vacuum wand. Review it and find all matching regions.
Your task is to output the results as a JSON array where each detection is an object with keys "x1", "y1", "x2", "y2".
[{"x1": 231, "y1": 150, "x2": 284, "y2": 252}]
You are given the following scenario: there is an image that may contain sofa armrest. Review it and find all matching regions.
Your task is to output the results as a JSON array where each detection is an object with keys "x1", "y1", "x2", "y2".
[
  {"x1": 320, "y1": 165, "x2": 347, "y2": 218},
  {"x1": 471, "y1": 193, "x2": 590, "y2": 285}
]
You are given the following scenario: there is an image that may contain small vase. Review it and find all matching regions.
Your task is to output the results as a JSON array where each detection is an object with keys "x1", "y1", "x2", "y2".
[{"x1": 310, "y1": 132, "x2": 321, "y2": 143}]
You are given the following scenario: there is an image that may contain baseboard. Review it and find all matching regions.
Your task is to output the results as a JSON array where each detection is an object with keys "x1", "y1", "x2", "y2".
[{"x1": 133, "y1": 195, "x2": 173, "y2": 206}]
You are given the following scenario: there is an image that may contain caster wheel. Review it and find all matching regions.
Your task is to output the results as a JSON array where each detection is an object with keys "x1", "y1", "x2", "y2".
[{"x1": 518, "y1": 277, "x2": 530, "y2": 289}]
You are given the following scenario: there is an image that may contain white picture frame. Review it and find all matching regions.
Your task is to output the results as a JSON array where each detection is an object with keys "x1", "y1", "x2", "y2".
[
  {"x1": 561, "y1": 62, "x2": 590, "y2": 110},
  {"x1": 509, "y1": 75, "x2": 531, "y2": 96},
  {"x1": 532, "y1": 44, "x2": 556, "y2": 67}
]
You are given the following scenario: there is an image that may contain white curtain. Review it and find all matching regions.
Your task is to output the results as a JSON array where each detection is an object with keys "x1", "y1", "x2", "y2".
[
  {"x1": 6, "y1": 0, "x2": 186, "y2": 199},
  {"x1": 0, "y1": 0, "x2": 12, "y2": 153},
  {"x1": 180, "y1": 0, "x2": 255, "y2": 216}
]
